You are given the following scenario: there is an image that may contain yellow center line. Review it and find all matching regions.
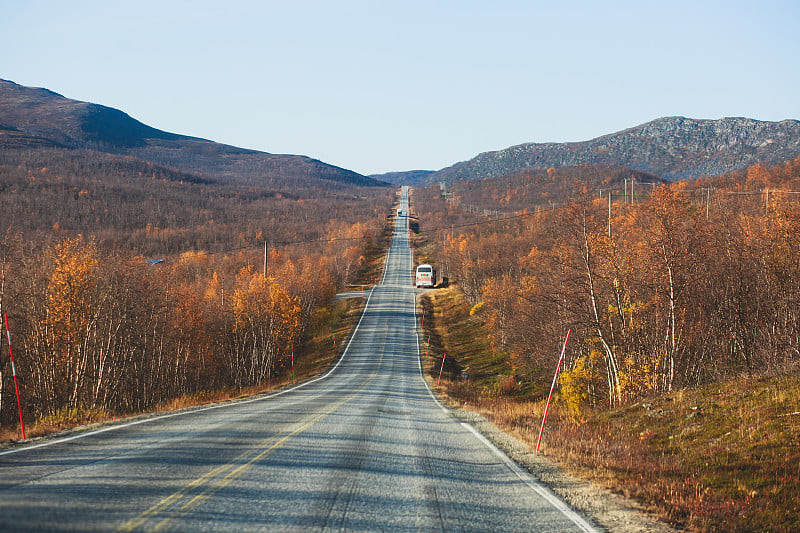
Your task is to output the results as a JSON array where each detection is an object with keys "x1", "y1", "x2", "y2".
[
  {"x1": 150, "y1": 405, "x2": 339, "y2": 532},
  {"x1": 117, "y1": 367, "x2": 381, "y2": 532},
  {"x1": 115, "y1": 445, "x2": 266, "y2": 532}
]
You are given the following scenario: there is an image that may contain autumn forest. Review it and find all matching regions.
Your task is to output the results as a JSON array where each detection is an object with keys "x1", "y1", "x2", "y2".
[
  {"x1": 412, "y1": 159, "x2": 800, "y2": 410},
  {"x1": 0, "y1": 146, "x2": 393, "y2": 430}
]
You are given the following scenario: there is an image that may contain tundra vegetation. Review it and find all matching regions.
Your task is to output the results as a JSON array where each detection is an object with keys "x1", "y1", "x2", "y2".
[{"x1": 413, "y1": 159, "x2": 800, "y2": 532}]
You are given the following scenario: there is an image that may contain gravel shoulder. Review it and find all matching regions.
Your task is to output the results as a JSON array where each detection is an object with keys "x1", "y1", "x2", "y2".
[{"x1": 453, "y1": 408, "x2": 679, "y2": 533}]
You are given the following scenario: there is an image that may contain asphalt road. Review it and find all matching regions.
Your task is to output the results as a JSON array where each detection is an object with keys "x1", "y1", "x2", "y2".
[{"x1": 0, "y1": 186, "x2": 598, "y2": 532}]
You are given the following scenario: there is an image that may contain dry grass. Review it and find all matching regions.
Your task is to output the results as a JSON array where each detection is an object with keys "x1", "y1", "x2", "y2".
[
  {"x1": 425, "y1": 284, "x2": 800, "y2": 532},
  {"x1": 24, "y1": 405, "x2": 113, "y2": 439},
  {"x1": 420, "y1": 287, "x2": 513, "y2": 397}
]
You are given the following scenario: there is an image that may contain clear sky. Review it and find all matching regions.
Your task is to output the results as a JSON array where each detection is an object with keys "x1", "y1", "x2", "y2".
[{"x1": 2, "y1": 1, "x2": 799, "y2": 175}]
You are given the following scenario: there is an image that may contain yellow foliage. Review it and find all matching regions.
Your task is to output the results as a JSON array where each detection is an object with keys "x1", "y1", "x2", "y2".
[
  {"x1": 179, "y1": 250, "x2": 209, "y2": 264},
  {"x1": 469, "y1": 302, "x2": 484, "y2": 316},
  {"x1": 618, "y1": 351, "x2": 661, "y2": 400},
  {"x1": 559, "y1": 350, "x2": 604, "y2": 419},
  {"x1": 232, "y1": 266, "x2": 271, "y2": 328},
  {"x1": 520, "y1": 246, "x2": 539, "y2": 268},
  {"x1": 46, "y1": 235, "x2": 99, "y2": 345},
  {"x1": 231, "y1": 266, "x2": 302, "y2": 351},
  {"x1": 204, "y1": 272, "x2": 222, "y2": 304}
]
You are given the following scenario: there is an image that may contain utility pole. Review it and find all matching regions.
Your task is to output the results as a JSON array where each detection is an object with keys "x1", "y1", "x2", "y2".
[{"x1": 608, "y1": 191, "x2": 612, "y2": 238}]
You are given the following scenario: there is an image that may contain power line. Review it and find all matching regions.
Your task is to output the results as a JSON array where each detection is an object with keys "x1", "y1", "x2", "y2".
[
  {"x1": 417, "y1": 211, "x2": 537, "y2": 235},
  {"x1": 418, "y1": 186, "x2": 800, "y2": 235},
  {"x1": 197, "y1": 230, "x2": 385, "y2": 257}
]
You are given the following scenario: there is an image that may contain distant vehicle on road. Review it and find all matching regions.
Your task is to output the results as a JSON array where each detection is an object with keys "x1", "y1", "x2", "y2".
[
  {"x1": 397, "y1": 208, "x2": 404, "y2": 216},
  {"x1": 415, "y1": 264, "x2": 436, "y2": 288}
]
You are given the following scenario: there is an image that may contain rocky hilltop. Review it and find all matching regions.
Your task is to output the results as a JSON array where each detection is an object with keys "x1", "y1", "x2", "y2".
[{"x1": 429, "y1": 117, "x2": 800, "y2": 184}]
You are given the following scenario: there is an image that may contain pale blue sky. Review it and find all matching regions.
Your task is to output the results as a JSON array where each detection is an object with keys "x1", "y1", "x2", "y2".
[{"x1": 3, "y1": 1, "x2": 799, "y2": 175}]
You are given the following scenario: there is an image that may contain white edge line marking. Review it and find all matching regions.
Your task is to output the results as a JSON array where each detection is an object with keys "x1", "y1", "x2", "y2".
[
  {"x1": 460, "y1": 422, "x2": 599, "y2": 533},
  {"x1": 414, "y1": 316, "x2": 598, "y2": 533},
  {"x1": 0, "y1": 284, "x2": 379, "y2": 458},
  {"x1": 410, "y1": 211, "x2": 598, "y2": 533}
]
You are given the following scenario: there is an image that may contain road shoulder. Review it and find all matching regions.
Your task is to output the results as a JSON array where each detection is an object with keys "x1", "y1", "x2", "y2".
[{"x1": 452, "y1": 408, "x2": 678, "y2": 533}]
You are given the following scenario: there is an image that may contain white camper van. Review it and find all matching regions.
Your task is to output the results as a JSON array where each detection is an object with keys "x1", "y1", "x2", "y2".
[{"x1": 415, "y1": 264, "x2": 436, "y2": 288}]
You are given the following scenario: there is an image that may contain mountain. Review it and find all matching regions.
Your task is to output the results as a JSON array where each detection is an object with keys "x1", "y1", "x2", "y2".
[
  {"x1": 369, "y1": 169, "x2": 434, "y2": 186},
  {"x1": 428, "y1": 116, "x2": 800, "y2": 185},
  {"x1": 0, "y1": 79, "x2": 382, "y2": 188}
]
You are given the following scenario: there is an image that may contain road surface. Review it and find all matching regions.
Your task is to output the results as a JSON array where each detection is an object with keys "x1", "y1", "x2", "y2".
[{"x1": 0, "y1": 186, "x2": 598, "y2": 532}]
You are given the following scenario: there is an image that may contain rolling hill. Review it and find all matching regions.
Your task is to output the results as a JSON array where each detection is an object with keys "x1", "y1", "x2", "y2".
[
  {"x1": 427, "y1": 116, "x2": 800, "y2": 185},
  {"x1": 0, "y1": 79, "x2": 382, "y2": 188},
  {"x1": 369, "y1": 169, "x2": 434, "y2": 186}
]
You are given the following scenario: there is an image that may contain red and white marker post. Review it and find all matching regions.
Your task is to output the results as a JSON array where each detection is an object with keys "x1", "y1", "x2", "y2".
[
  {"x1": 291, "y1": 345, "x2": 295, "y2": 384},
  {"x1": 437, "y1": 353, "x2": 447, "y2": 386},
  {"x1": 536, "y1": 328, "x2": 571, "y2": 453},
  {"x1": 4, "y1": 313, "x2": 26, "y2": 440}
]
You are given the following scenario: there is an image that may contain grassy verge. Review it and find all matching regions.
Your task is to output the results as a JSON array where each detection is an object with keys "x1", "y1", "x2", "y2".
[
  {"x1": 545, "y1": 374, "x2": 800, "y2": 532},
  {"x1": 422, "y1": 284, "x2": 800, "y2": 533},
  {"x1": 419, "y1": 287, "x2": 512, "y2": 402}
]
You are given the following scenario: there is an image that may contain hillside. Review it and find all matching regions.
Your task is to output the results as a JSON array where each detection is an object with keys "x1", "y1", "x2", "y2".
[
  {"x1": 429, "y1": 116, "x2": 800, "y2": 185},
  {"x1": 449, "y1": 164, "x2": 663, "y2": 213},
  {"x1": 370, "y1": 169, "x2": 434, "y2": 186},
  {"x1": 0, "y1": 79, "x2": 382, "y2": 188}
]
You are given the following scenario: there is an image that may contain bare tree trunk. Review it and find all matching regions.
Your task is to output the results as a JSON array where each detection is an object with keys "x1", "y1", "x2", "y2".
[
  {"x1": 579, "y1": 213, "x2": 621, "y2": 405},
  {"x1": 664, "y1": 258, "x2": 676, "y2": 392}
]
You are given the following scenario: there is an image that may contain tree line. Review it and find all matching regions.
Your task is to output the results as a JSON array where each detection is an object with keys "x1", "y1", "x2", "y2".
[{"x1": 413, "y1": 157, "x2": 800, "y2": 410}]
